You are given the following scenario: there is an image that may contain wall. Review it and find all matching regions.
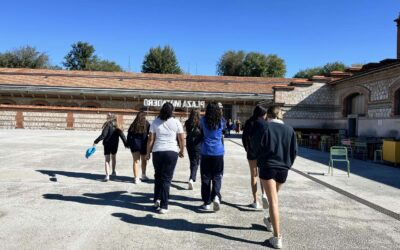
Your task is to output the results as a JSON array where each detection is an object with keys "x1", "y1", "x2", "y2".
[{"x1": 0, "y1": 105, "x2": 188, "y2": 131}]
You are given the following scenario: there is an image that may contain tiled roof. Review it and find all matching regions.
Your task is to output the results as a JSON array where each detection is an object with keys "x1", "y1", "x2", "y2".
[{"x1": 0, "y1": 68, "x2": 294, "y2": 95}]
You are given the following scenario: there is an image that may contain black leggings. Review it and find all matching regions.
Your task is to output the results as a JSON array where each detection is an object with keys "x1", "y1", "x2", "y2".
[
  {"x1": 187, "y1": 148, "x2": 200, "y2": 182},
  {"x1": 152, "y1": 151, "x2": 178, "y2": 209},
  {"x1": 200, "y1": 155, "x2": 224, "y2": 205}
]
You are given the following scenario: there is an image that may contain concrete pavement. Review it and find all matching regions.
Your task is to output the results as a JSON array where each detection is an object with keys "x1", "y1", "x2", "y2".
[{"x1": 0, "y1": 130, "x2": 399, "y2": 249}]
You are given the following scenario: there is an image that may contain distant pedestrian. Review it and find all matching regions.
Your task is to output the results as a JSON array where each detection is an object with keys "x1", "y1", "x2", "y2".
[
  {"x1": 127, "y1": 111, "x2": 150, "y2": 184},
  {"x1": 235, "y1": 119, "x2": 241, "y2": 133},
  {"x1": 93, "y1": 113, "x2": 127, "y2": 182},
  {"x1": 184, "y1": 109, "x2": 202, "y2": 190},
  {"x1": 226, "y1": 119, "x2": 232, "y2": 136},
  {"x1": 146, "y1": 102, "x2": 185, "y2": 214},
  {"x1": 242, "y1": 105, "x2": 268, "y2": 209},
  {"x1": 200, "y1": 102, "x2": 225, "y2": 211},
  {"x1": 252, "y1": 105, "x2": 297, "y2": 249}
]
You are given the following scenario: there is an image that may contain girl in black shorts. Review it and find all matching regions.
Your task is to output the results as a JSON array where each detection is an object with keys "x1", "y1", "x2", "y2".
[
  {"x1": 252, "y1": 106, "x2": 297, "y2": 249},
  {"x1": 94, "y1": 113, "x2": 127, "y2": 182},
  {"x1": 242, "y1": 105, "x2": 268, "y2": 209},
  {"x1": 127, "y1": 111, "x2": 150, "y2": 184}
]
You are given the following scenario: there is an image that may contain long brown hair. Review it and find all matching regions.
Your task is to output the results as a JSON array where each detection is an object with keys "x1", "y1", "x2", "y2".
[
  {"x1": 129, "y1": 111, "x2": 148, "y2": 134},
  {"x1": 185, "y1": 109, "x2": 200, "y2": 129}
]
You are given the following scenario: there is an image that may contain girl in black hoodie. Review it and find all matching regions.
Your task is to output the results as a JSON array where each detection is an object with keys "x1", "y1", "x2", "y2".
[{"x1": 93, "y1": 113, "x2": 127, "y2": 181}]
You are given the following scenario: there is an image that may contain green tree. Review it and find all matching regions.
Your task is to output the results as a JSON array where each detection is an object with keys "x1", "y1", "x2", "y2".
[
  {"x1": 63, "y1": 42, "x2": 95, "y2": 70},
  {"x1": 63, "y1": 41, "x2": 123, "y2": 72},
  {"x1": 0, "y1": 46, "x2": 50, "y2": 68},
  {"x1": 322, "y1": 62, "x2": 346, "y2": 75},
  {"x1": 217, "y1": 51, "x2": 286, "y2": 77},
  {"x1": 216, "y1": 50, "x2": 245, "y2": 76},
  {"x1": 294, "y1": 61, "x2": 347, "y2": 78},
  {"x1": 90, "y1": 57, "x2": 123, "y2": 72},
  {"x1": 141, "y1": 45, "x2": 182, "y2": 74}
]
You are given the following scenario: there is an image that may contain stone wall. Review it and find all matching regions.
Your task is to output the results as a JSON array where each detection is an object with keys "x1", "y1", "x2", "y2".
[
  {"x1": 0, "y1": 105, "x2": 189, "y2": 131},
  {"x1": 275, "y1": 65, "x2": 400, "y2": 137}
]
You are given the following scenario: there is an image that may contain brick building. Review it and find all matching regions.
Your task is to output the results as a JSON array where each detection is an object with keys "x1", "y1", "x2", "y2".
[
  {"x1": 1, "y1": 16, "x2": 399, "y2": 139},
  {"x1": 0, "y1": 68, "x2": 292, "y2": 130}
]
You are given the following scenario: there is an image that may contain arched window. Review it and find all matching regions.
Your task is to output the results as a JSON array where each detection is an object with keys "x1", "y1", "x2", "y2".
[
  {"x1": 81, "y1": 102, "x2": 101, "y2": 108},
  {"x1": 394, "y1": 88, "x2": 400, "y2": 116},
  {"x1": 344, "y1": 93, "x2": 366, "y2": 116},
  {"x1": 0, "y1": 99, "x2": 16, "y2": 105},
  {"x1": 31, "y1": 100, "x2": 50, "y2": 106}
]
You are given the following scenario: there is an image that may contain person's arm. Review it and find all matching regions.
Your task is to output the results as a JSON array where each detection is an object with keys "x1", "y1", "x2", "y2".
[
  {"x1": 242, "y1": 121, "x2": 249, "y2": 151},
  {"x1": 119, "y1": 129, "x2": 128, "y2": 147},
  {"x1": 178, "y1": 133, "x2": 185, "y2": 158},
  {"x1": 145, "y1": 132, "x2": 155, "y2": 160},
  {"x1": 177, "y1": 119, "x2": 185, "y2": 158},
  {"x1": 289, "y1": 129, "x2": 298, "y2": 167},
  {"x1": 93, "y1": 124, "x2": 109, "y2": 146}
]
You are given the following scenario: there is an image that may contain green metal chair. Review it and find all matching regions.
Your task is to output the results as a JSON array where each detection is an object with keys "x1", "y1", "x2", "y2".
[{"x1": 328, "y1": 146, "x2": 350, "y2": 177}]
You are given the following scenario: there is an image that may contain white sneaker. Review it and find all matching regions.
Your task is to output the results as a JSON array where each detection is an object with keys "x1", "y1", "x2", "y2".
[
  {"x1": 213, "y1": 196, "x2": 220, "y2": 212},
  {"x1": 263, "y1": 216, "x2": 273, "y2": 232},
  {"x1": 269, "y1": 236, "x2": 282, "y2": 249},
  {"x1": 250, "y1": 201, "x2": 261, "y2": 209},
  {"x1": 103, "y1": 175, "x2": 109, "y2": 182},
  {"x1": 141, "y1": 175, "x2": 149, "y2": 181},
  {"x1": 188, "y1": 179, "x2": 194, "y2": 190},
  {"x1": 133, "y1": 177, "x2": 141, "y2": 184},
  {"x1": 159, "y1": 208, "x2": 168, "y2": 214},
  {"x1": 201, "y1": 204, "x2": 211, "y2": 210},
  {"x1": 262, "y1": 195, "x2": 269, "y2": 209},
  {"x1": 153, "y1": 200, "x2": 161, "y2": 208}
]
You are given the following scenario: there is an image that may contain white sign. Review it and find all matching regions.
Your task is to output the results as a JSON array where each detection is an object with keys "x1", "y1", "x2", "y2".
[{"x1": 143, "y1": 99, "x2": 206, "y2": 109}]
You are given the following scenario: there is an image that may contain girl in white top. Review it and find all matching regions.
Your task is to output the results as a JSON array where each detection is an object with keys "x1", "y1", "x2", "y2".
[{"x1": 146, "y1": 102, "x2": 185, "y2": 214}]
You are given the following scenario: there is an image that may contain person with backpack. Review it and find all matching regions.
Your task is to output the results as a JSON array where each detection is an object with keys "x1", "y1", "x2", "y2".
[
  {"x1": 199, "y1": 102, "x2": 225, "y2": 212},
  {"x1": 127, "y1": 111, "x2": 150, "y2": 184},
  {"x1": 252, "y1": 105, "x2": 297, "y2": 249},
  {"x1": 145, "y1": 102, "x2": 185, "y2": 214},
  {"x1": 184, "y1": 109, "x2": 202, "y2": 190},
  {"x1": 93, "y1": 113, "x2": 128, "y2": 182},
  {"x1": 242, "y1": 105, "x2": 268, "y2": 209}
]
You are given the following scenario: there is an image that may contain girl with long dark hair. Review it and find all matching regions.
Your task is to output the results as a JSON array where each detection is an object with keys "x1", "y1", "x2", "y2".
[
  {"x1": 127, "y1": 111, "x2": 150, "y2": 184},
  {"x1": 242, "y1": 105, "x2": 268, "y2": 209},
  {"x1": 199, "y1": 102, "x2": 225, "y2": 211},
  {"x1": 93, "y1": 113, "x2": 127, "y2": 182},
  {"x1": 146, "y1": 102, "x2": 185, "y2": 214},
  {"x1": 184, "y1": 109, "x2": 202, "y2": 190}
]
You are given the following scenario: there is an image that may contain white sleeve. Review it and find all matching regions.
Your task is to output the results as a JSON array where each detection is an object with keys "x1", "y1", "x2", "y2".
[{"x1": 176, "y1": 119, "x2": 184, "y2": 133}]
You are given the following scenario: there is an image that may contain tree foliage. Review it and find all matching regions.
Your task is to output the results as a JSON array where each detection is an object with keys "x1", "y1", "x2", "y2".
[
  {"x1": 63, "y1": 41, "x2": 122, "y2": 72},
  {"x1": 217, "y1": 51, "x2": 286, "y2": 77},
  {"x1": 294, "y1": 61, "x2": 347, "y2": 78},
  {"x1": 0, "y1": 46, "x2": 50, "y2": 68},
  {"x1": 216, "y1": 50, "x2": 245, "y2": 76},
  {"x1": 142, "y1": 45, "x2": 182, "y2": 74}
]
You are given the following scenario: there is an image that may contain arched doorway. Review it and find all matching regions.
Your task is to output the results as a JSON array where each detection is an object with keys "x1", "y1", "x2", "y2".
[{"x1": 343, "y1": 93, "x2": 366, "y2": 137}]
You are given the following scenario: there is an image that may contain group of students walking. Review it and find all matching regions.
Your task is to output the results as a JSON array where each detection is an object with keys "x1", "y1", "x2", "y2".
[{"x1": 93, "y1": 102, "x2": 297, "y2": 249}]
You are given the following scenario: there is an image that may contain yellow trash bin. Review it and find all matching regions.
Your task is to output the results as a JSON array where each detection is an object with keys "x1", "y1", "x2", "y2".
[{"x1": 382, "y1": 140, "x2": 400, "y2": 166}]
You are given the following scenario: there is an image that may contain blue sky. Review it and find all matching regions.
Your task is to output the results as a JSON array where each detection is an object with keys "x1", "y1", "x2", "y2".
[{"x1": 0, "y1": 0, "x2": 399, "y2": 77}]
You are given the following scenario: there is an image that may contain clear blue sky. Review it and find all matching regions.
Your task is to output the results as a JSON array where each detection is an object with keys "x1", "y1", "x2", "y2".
[{"x1": 1, "y1": 0, "x2": 399, "y2": 77}]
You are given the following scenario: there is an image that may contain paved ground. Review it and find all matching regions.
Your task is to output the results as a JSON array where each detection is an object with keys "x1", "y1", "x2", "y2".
[{"x1": 0, "y1": 129, "x2": 399, "y2": 250}]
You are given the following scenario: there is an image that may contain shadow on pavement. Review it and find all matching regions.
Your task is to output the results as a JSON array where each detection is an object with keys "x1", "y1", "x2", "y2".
[
  {"x1": 43, "y1": 191, "x2": 209, "y2": 214},
  {"x1": 37, "y1": 170, "x2": 189, "y2": 190},
  {"x1": 298, "y1": 147, "x2": 400, "y2": 189},
  {"x1": 112, "y1": 213, "x2": 266, "y2": 246},
  {"x1": 37, "y1": 170, "x2": 132, "y2": 183}
]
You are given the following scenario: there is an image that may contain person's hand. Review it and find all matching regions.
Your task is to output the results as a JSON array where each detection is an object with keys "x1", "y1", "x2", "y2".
[
  {"x1": 179, "y1": 150, "x2": 184, "y2": 158},
  {"x1": 145, "y1": 154, "x2": 151, "y2": 160}
]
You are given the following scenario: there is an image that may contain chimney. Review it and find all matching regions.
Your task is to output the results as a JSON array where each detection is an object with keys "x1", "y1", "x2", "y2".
[{"x1": 395, "y1": 14, "x2": 400, "y2": 59}]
